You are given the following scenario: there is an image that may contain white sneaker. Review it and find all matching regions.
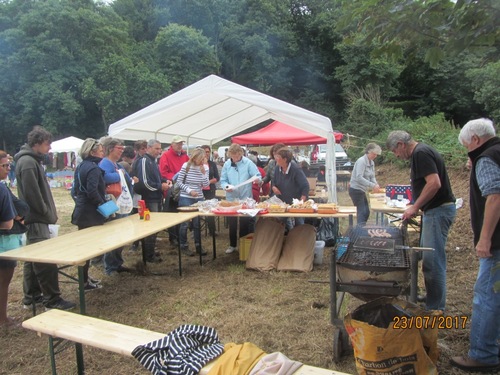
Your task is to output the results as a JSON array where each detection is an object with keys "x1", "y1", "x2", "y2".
[{"x1": 225, "y1": 246, "x2": 238, "y2": 254}]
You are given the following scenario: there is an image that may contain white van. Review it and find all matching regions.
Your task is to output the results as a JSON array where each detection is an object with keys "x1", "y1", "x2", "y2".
[
  {"x1": 310, "y1": 144, "x2": 352, "y2": 170},
  {"x1": 216, "y1": 145, "x2": 247, "y2": 163}
]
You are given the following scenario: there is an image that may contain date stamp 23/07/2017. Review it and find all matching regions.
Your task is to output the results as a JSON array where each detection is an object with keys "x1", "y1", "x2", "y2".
[{"x1": 392, "y1": 315, "x2": 468, "y2": 330}]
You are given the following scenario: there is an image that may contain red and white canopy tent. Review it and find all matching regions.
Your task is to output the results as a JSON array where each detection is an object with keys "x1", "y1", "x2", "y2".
[{"x1": 231, "y1": 120, "x2": 343, "y2": 145}]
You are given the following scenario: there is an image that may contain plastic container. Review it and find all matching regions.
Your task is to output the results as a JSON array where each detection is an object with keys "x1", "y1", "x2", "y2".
[
  {"x1": 144, "y1": 209, "x2": 151, "y2": 221},
  {"x1": 48, "y1": 224, "x2": 60, "y2": 238},
  {"x1": 239, "y1": 233, "x2": 254, "y2": 261},
  {"x1": 313, "y1": 240, "x2": 326, "y2": 265},
  {"x1": 138, "y1": 200, "x2": 146, "y2": 219}
]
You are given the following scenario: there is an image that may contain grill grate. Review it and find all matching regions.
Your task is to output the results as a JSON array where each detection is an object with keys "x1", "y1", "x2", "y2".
[{"x1": 338, "y1": 225, "x2": 410, "y2": 270}]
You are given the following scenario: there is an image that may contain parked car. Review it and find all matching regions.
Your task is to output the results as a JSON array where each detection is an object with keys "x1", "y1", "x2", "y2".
[{"x1": 310, "y1": 144, "x2": 352, "y2": 170}]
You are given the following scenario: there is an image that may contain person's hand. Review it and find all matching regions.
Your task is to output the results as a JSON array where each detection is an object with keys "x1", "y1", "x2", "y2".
[
  {"x1": 272, "y1": 186, "x2": 281, "y2": 195},
  {"x1": 161, "y1": 182, "x2": 169, "y2": 191},
  {"x1": 476, "y1": 238, "x2": 492, "y2": 258},
  {"x1": 166, "y1": 180, "x2": 173, "y2": 188},
  {"x1": 190, "y1": 190, "x2": 198, "y2": 197},
  {"x1": 402, "y1": 205, "x2": 418, "y2": 221},
  {"x1": 372, "y1": 184, "x2": 380, "y2": 193},
  {"x1": 132, "y1": 176, "x2": 139, "y2": 183}
]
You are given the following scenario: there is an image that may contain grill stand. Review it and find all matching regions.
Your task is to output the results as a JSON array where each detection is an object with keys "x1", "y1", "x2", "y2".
[{"x1": 329, "y1": 223, "x2": 420, "y2": 363}]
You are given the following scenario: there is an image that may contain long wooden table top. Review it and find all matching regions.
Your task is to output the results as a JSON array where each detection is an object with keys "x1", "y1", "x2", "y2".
[
  {"x1": 369, "y1": 193, "x2": 412, "y2": 214},
  {"x1": 0, "y1": 212, "x2": 198, "y2": 265}
]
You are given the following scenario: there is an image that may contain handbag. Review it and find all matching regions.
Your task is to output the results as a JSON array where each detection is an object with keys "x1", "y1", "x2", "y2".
[
  {"x1": 106, "y1": 181, "x2": 122, "y2": 198},
  {"x1": 97, "y1": 200, "x2": 119, "y2": 218},
  {"x1": 172, "y1": 165, "x2": 189, "y2": 202}
]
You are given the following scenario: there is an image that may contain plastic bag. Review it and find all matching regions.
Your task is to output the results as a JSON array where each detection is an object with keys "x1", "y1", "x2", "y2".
[
  {"x1": 116, "y1": 169, "x2": 133, "y2": 214},
  {"x1": 316, "y1": 217, "x2": 339, "y2": 246}
]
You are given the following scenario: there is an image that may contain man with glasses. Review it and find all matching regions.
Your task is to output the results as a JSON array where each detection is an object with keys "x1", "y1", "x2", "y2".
[
  {"x1": 14, "y1": 126, "x2": 76, "y2": 311},
  {"x1": 386, "y1": 130, "x2": 456, "y2": 312}
]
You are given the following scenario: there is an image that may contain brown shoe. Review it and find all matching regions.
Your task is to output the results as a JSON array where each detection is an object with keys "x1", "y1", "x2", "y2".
[{"x1": 450, "y1": 356, "x2": 500, "y2": 373}]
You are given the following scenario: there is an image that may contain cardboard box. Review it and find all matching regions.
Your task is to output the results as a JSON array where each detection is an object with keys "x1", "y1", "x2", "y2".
[{"x1": 239, "y1": 233, "x2": 254, "y2": 261}]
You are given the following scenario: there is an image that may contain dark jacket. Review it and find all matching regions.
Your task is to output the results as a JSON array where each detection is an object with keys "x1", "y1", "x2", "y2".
[
  {"x1": 14, "y1": 144, "x2": 58, "y2": 225},
  {"x1": 71, "y1": 156, "x2": 106, "y2": 228},
  {"x1": 469, "y1": 136, "x2": 500, "y2": 250},
  {"x1": 0, "y1": 185, "x2": 29, "y2": 235},
  {"x1": 273, "y1": 162, "x2": 309, "y2": 204},
  {"x1": 135, "y1": 153, "x2": 164, "y2": 203},
  {"x1": 206, "y1": 160, "x2": 219, "y2": 194}
]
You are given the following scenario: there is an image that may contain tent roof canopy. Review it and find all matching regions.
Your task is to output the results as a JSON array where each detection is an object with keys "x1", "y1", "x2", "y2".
[
  {"x1": 50, "y1": 136, "x2": 84, "y2": 154},
  {"x1": 108, "y1": 75, "x2": 333, "y2": 145},
  {"x1": 232, "y1": 120, "x2": 343, "y2": 145}
]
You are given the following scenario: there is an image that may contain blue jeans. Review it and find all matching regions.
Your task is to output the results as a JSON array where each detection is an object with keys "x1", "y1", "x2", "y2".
[
  {"x1": 420, "y1": 203, "x2": 456, "y2": 311},
  {"x1": 178, "y1": 196, "x2": 203, "y2": 249},
  {"x1": 104, "y1": 213, "x2": 127, "y2": 274},
  {"x1": 468, "y1": 251, "x2": 500, "y2": 365},
  {"x1": 349, "y1": 188, "x2": 369, "y2": 225}
]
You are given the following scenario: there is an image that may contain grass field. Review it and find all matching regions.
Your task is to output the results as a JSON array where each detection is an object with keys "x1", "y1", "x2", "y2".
[{"x1": 1, "y1": 164, "x2": 476, "y2": 374}]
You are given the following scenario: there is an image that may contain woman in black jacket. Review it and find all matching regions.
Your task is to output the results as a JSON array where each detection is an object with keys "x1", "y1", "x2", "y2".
[{"x1": 71, "y1": 138, "x2": 106, "y2": 291}]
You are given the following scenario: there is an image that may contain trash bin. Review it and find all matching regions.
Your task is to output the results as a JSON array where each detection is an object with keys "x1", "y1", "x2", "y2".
[{"x1": 313, "y1": 240, "x2": 325, "y2": 265}]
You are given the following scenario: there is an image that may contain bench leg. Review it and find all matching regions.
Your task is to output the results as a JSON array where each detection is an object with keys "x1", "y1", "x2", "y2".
[
  {"x1": 47, "y1": 336, "x2": 85, "y2": 375},
  {"x1": 75, "y1": 343, "x2": 85, "y2": 375},
  {"x1": 49, "y1": 336, "x2": 57, "y2": 375}
]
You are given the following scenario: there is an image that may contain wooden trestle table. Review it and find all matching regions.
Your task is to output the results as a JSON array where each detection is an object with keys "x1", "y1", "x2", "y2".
[{"x1": 0, "y1": 212, "x2": 198, "y2": 314}]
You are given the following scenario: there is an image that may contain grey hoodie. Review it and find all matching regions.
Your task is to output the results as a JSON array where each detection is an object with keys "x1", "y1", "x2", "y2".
[{"x1": 14, "y1": 144, "x2": 57, "y2": 225}]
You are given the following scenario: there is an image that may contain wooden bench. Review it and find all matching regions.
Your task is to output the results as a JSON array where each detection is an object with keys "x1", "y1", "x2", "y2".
[{"x1": 22, "y1": 310, "x2": 351, "y2": 375}]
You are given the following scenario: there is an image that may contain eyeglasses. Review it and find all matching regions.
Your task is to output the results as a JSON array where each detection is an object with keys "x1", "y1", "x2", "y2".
[{"x1": 0, "y1": 163, "x2": 11, "y2": 169}]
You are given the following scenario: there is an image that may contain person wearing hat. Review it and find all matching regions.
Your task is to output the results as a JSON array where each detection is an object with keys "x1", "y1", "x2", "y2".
[
  {"x1": 159, "y1": 135, "x2": 189, "y2": 247},
  {"x1": 348, "y1": 142, "x2": 382, "y2": 225}
]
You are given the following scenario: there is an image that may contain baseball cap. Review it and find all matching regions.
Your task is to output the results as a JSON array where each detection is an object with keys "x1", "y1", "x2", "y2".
[{"x1": 171, "y1": 135, "x2": 185, "y2": 143}]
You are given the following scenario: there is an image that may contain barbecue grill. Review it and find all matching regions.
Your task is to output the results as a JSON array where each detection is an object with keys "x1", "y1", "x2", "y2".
[{"x1": 329, "y1": 224, "x2": 422, "y2": 362}]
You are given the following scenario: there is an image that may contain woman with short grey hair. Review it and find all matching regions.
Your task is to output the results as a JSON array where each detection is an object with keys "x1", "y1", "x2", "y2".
[
  {"x1": 349, "y1": 142, "x2": 382, "y2": 224},
  {"x1": 71, "y1": 138, "x2": 105, "y2": 291}
]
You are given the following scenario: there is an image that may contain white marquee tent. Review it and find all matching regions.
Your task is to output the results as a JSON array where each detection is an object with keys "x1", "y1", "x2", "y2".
[
  {"x1": 49, "y1": 136, "x2": 85, "y2": 169},
  {"x1": 108, "y1": 75, "x2": 339, "y2": 201},
  {"x1": 50, "y1": 136, "x2": 84, "y2": 154}
]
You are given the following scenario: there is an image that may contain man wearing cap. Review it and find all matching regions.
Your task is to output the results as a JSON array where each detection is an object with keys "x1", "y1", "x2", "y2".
[{"x1": 159, "y1": 135, "x2": 189, "y2": 247}]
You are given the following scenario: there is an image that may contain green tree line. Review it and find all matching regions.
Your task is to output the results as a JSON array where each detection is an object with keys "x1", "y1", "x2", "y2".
[{"x1": 0, "y1": 0, "x2": 498, "y2": 160}]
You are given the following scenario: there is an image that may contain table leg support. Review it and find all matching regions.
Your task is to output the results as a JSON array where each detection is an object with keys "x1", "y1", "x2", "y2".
[
  {"x1": 77, "y1": 266, "x2": 86, "y2": 315},
  {"x1": 212, "y1": 229, "x2": 217, "y2": 260},
  {"x1": 410, "y1": 250, "x2": 418, "y2": 303},
  {"x1": 177, "y1": 226, "x2": 182, "y2": 277}
]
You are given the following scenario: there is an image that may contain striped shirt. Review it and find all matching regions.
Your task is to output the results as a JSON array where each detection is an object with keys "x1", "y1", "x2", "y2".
[
  {"x1": 132, "y1": 324, "x2": 223, "y2": 375},
  {"x1": 177, "y1": 162, "x2": 209, "y2": 199}
]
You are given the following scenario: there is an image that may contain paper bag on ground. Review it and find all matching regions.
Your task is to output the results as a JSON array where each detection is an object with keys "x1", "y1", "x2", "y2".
[{"x1": 344, "y1": 297, "x2": 440, "y2": 375}]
